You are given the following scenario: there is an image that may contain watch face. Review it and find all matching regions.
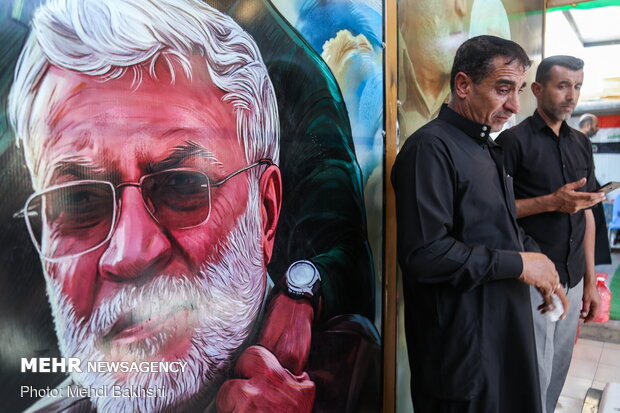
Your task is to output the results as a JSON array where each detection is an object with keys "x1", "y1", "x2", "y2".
[{"x1": 288, "y1": 261, "x2": 317, "y2": 288}]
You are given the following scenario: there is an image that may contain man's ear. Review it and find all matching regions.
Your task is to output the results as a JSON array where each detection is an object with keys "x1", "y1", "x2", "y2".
[
  {"x1": 531, "y1": 81, "x2": 543, "y2": 99},
  {"x1": 259, "y1": 165, "x2": 282, "y2": 264},
  {"x1": 453, "y1": 72, "x2": 471, "y2": 99}
]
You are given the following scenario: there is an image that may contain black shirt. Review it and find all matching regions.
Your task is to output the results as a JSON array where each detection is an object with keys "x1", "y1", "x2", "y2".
[
  {"x1": 497, "y1": 110, "x2": 597, "y2": 288},
  {"x1": 391, "y1": 105, "x2": 541, "y2": 412},
  {"x1": 393, "y1": 105, "x2": 527, "y2": 287}
]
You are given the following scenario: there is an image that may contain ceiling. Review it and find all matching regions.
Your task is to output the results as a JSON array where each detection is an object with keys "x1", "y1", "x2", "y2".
[
  {"x1": 546, "y1": 1, "x2": 620, "y2": 107},
  {"x1": 562, "y1": 5, "x2": 620, "y2": 47}
]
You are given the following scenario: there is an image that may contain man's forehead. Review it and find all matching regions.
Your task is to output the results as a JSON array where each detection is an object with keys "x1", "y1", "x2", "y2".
[
  {"x1": 548, "y1": 65, "x2": 584, "y2": 81},
  {"x1": 37, "y1": 57, "x2": 228, "y2": 114},
  {"x1": 491, "y1": 56, "x2": 527, "y2": 73},
  {"x1": 30, "y1": 66, "x2": 241, "y2": 186},
  {"x1": 486, "y1": 57, "x2": 527, "y2": 85},
  {"x1": 35, "y1": 63, "x2": 235, "y2": 136},
  {"x1": 42, "y1": 62, "x2": 220, "y2": 100}
]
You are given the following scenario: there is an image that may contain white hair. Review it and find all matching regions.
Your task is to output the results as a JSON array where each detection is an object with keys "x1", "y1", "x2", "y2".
[
  {"x1": 46, "y1": 177, "x2": 266, "y2": 412},
  {"x1": 8, "y1": 0, "x2": 279, "y2": 171}
]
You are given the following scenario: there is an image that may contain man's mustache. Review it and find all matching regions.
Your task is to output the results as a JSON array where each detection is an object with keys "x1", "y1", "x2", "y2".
[
  {"x1": 494, "y1": 111, "x2": 513, "y2": 118},
  {"x1": 85, "y1": 275, "x2": 204, "y2": 341}
]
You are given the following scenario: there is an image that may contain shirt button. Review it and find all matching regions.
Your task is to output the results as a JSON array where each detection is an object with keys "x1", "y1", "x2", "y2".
[
  {"x1": 562, "y1": 164, "x2": 566, "y2": 168},
  {"x1": 482, "y1": 126, "x2": 488, "y2": 131},
  {"x1": 480, "y1": 132, "x2": 485, "y2": 137},
  {"x1": 570, "y1": 238, "x2": 573, "y2": 243}
]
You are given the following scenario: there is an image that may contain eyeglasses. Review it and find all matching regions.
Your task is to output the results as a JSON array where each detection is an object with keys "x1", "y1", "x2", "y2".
[{"x1": 14, "y1": 159, "x2": 274, "y2": 262}]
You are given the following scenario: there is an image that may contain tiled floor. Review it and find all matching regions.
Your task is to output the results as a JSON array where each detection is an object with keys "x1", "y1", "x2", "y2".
[
  {"x1": 554, "y1": 338, "x2": 620, "y2": 413},
  {"x1": 553, "y1": 252, "x2": 620, "y2": 412}
]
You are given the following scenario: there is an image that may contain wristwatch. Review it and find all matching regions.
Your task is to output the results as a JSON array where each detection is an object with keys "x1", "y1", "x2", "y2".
[{"x1": 285, "y1": 260, "x2": 321, "y2": 300}]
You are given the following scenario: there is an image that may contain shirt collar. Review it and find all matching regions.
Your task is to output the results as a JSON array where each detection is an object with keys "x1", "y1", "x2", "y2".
[
  {"x1": 438, "y1": 104, "x2": 493, "y2": 144},
  {"x1": 531, "y1": 109, "x2": 571, "y2": 137}
]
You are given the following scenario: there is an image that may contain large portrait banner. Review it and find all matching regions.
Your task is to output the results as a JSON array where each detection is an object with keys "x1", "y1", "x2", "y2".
[{"x1": 0, "y1": 0, "x2": 384, "y2": 412}]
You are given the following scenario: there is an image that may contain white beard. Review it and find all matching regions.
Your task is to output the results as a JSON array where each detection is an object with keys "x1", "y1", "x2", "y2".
[{"x1": 45, "y1": 178, "x2": 266, "y2": 413}]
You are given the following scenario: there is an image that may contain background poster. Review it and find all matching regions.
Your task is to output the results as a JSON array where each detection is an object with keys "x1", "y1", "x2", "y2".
[
  {"x1": 570, "y1": 114, "x2": 620, "y2": 184},
  {"x1": 271, "y1": 0, "x2": 385, "y2": 322},
  {"x1": 0, "y1": 0, "x2": 384, "y2": 411},
  {"x1": 397, "y1": 0, "x2": 543, "y2": 141},
  {"x1": 395, "y1": 0, "x2": 543, "y2": 411}
]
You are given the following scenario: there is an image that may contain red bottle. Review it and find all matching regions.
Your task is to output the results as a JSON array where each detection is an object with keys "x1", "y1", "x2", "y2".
[{"x1": 593, "y1": 273, "x2": 612, "y2": 323}]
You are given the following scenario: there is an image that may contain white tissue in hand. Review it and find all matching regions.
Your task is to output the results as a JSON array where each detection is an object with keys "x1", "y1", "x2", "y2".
[{"x1": 545, "y1": 294, "x2": 564, "y2": 322}]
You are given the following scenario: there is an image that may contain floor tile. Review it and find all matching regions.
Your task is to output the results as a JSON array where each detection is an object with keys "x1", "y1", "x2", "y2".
[
  {"x1": 592, "y1": 380, "x2": 607, "y2": 390},
  {"x1": 578, "y1": 338, "x2": 605, "y2": 349},
  {"x1": 554, "y1": 395, "x2": 584, "y2": 413},
  {"x1": 568, "y1": 358, "x2": 599, "y2": 381},
  {"x1": 599, "y1": 347, "x2": 620, "y2": 367},
  {"x1": 572, "y1": 340, "x2": 603, "y2": 363},
  {"x1": 594, "y1": 363, "x2": 620, "y2": 383},
  {"x1": 561, "y1": 376, "x2": 593, "y2": 400},
  {"x1": 603, "y1": 341, "x2": 620, "y2": 351}
]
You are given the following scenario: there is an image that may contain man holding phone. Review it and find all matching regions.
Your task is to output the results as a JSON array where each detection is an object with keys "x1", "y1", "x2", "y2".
[{"x1": 497, "y1": 55, "x2": 605, "y2": 413}]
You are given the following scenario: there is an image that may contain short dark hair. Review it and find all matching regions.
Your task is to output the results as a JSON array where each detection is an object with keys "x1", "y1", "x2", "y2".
[
  {"x1": 450, "y1": 35, "x2": 531, "y2": 93},
  {"x1": 536, "y1": 55, "x2": 584, "y2": 84}
]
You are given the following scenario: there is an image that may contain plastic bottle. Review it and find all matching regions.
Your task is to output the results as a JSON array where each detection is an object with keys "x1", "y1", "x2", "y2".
[{"x1": 593, "y1": 273, "x2": 611, "y2": 323}]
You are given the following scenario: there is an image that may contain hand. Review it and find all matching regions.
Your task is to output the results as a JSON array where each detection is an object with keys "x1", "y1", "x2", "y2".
[
  {"x1": 536, "y1": 285, "x2": 570, "y2": 320},
  {"x1": 551, "y1": 178, "x2": 605, "y2": 214},
  {"x1": 257, "y1": 292, "x2": 314, "y2": 375},
  {"x1": 581, "y1": 280, "x2": 600, "y2": 323},
  {"x1": 518, "y1": 252, "x2": 560, "y2": 300},
  {"x1": 216, "y1": 345, "x2": 315, "y2": 413}
]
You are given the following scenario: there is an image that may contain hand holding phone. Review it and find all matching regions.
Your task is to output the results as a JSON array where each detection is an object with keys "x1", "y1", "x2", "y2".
[{"x1": 596, "y1": 181, "x2": 620, "y2": 195}]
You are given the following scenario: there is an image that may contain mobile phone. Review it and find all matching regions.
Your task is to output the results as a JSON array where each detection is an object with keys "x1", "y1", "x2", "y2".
[{"x1": 596, "y1": 181, "x2": 620, "y2": 194}]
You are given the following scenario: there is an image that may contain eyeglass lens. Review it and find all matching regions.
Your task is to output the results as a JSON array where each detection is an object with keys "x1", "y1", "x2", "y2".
[
  {"x1": 141, "y1": 170, "x2": 211, "y2": 228},
  {"x1": 26, "y1": 170, "x2": 212, "y2": 259}
]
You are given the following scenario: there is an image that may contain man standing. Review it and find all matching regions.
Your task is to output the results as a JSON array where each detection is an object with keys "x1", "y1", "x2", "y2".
[
  {"x1": 579, "y1": 113, "x2": 599, "y2": 138},
  {"x1": 392, "y1": 35, "x2": 567, "y2": 413},
  {"x1": 497, "y1": 56, "x2": 605, "y2": 413},
  {"x1": 579, "y1": 113, "x2": 612, "y2": 266}
]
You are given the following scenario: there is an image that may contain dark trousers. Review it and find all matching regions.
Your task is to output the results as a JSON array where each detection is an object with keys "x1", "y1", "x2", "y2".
[{"x1": 412, "y1": 394, "x2": 485, "y2": 413}]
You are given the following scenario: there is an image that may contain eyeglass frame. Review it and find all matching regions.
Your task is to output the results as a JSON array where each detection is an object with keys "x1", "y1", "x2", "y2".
[{"x1": 14, "y1": 158, "x2": 275, "y2": 262}]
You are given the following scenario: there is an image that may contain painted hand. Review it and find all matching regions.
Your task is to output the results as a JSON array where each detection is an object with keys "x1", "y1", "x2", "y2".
[
  {"x1": 216, "y1": 345, "x2": 315, "y2": 413},
  {"x1": 257, "y1": 292, "x2": 314, "y2": 375}
]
